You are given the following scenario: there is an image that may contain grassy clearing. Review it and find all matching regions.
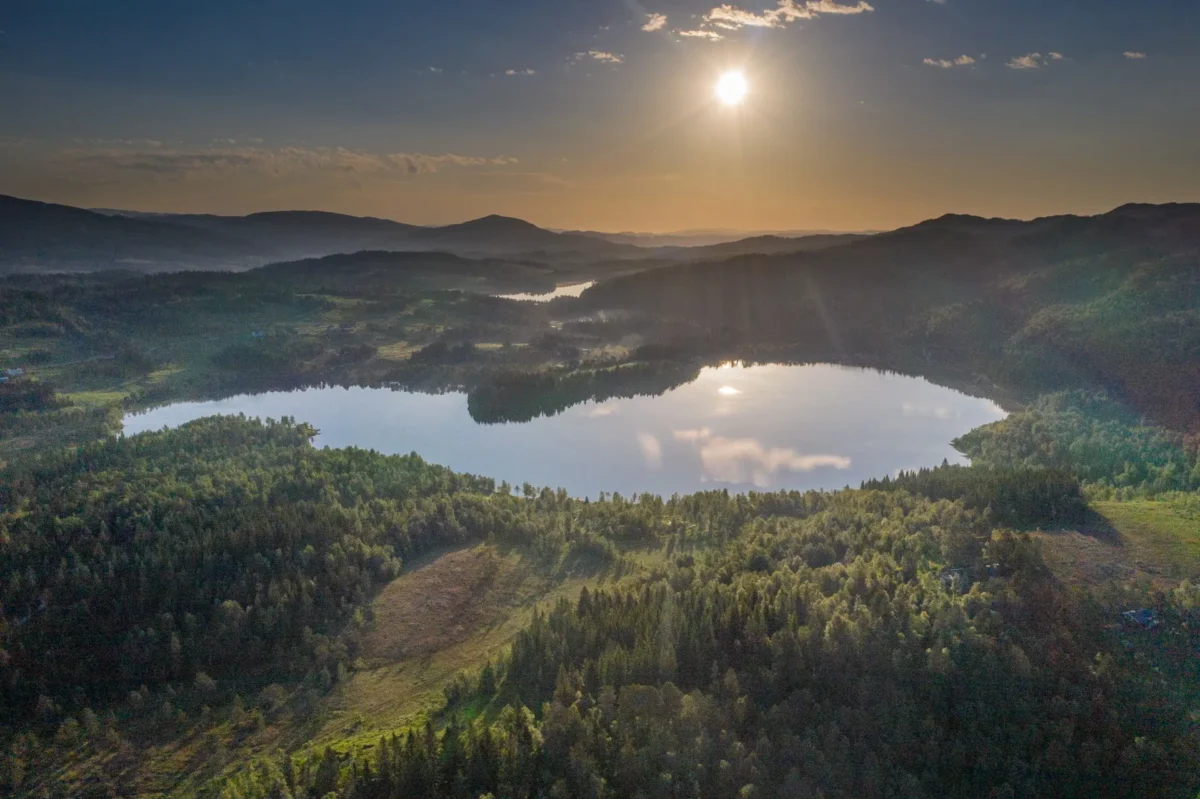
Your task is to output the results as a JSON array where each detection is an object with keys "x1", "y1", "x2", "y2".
[
  {"x1": 1035, "y1": 499, "x2": 1200, "y2": 588},
  {"x1": 48, "y1": 543, "x2": 621, "y2": 798},
  {"x1": 314, "y1": 543, "x2": 606, "y2": 752}
]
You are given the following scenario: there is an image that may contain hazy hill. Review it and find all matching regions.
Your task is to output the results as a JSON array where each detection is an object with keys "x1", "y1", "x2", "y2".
[
  {"x1": 0, "y1": 194, "x2": 267, "y2": 272},
  {"x1": 149, "y1": 209, "x2": 421, "y2": 259},
  {"x1": 402, "y1": 214, "x2": 642, "y2": 259},
  {"x1": 0, "y1": 195, "x2": 643, "y2": 273},
  {"x1": 252, "y1": 249, "x2": 559, "y2": 294},
  {"x1": 582, "y1": 202, "x2": 1200, "y2": 428},
  {"x1": 570, "y1": 227, "x2": 861, "y2": 247},
  {"x1": 670, "y1": 232, "x2": 868, "y2": 260}
]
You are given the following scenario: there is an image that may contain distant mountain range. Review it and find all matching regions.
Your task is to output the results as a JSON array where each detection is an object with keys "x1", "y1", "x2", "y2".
[
  {"x1": 0, "y1": 194, "x2": 875, "y2": 274},
  {"x1": 568, "y1": 228, "x2": 867, "y2": 248},
  {"x1": 586, "y1": 203, "x2": 1200, "y2": 314},
  {"x1": 0, "y1": 195, "x2": 648, "y2": 273}
]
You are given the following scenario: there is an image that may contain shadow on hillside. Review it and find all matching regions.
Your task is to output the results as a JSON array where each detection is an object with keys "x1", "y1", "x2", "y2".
[{"x1": 1074, "y1": 507, "x2": 1124, "y2": 546}]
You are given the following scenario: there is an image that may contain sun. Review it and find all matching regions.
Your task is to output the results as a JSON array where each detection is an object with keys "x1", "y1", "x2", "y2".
[{"x1": 715, "y1": 71, "x2": 748, "y2": 106}]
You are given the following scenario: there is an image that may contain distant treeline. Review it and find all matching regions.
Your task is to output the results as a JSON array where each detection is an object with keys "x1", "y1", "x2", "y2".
[{"x1": 466, "y1": 361, "x2": 701, "y2": 424}]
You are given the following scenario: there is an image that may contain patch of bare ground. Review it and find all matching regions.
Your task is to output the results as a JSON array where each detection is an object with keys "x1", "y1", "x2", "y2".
[{"x1": 361, "y1": 545, "x2": 537, "y2": 664}]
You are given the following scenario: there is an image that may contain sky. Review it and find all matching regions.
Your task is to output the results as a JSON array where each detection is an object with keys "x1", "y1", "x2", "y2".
[{"x1": 0, "y1": 0, "x2": 1197, "y2": 232}]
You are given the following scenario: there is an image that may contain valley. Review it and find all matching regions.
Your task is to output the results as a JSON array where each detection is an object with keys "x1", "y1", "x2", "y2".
[{"x1": 2, "y1": 198, "x2": 1200, "y2": 798}]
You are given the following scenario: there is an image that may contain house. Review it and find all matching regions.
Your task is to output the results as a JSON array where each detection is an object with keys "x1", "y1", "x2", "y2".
[
  {"x1": 939, "y1": 568, "x2": 969, "y2": 593},
  {"x1": 5, "y1": 367, "x2": 25, "y2": 377},
  {"x1": 1122, "y1": 609, "x2": 1160, "y2": 631}
]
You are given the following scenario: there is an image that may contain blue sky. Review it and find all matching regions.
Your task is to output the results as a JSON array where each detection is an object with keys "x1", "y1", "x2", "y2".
[{"x1": 0, "y1": 0, "x2": 1196, "y2": 230}]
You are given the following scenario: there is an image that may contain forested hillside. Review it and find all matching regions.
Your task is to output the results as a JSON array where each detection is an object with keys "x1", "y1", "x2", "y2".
[
  {"x1": 3, "y1": 418, "x2": 1200, "y2": 798},
  {"x1": 581, "y1": 205, "x2": 1200, "y2": 430},
  {"x1": 220, "y1": 490, "x2": 1200, "y2": 799}
]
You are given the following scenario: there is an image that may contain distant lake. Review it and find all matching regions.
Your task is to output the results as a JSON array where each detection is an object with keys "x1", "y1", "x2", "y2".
[
  {"x1": 123, "y1": 364, "x2": 1006, "y2": 497},
  {"x1": 496, "y1": 281, "x2": 595, "y2": 302}
]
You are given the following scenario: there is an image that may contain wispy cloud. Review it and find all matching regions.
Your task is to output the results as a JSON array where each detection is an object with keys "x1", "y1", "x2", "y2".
[
  {"x1": 52, "y1": 145, "x2": 517, "y2": 179},
  {"x1": 575, "y1": 50, "x2": 624, "y2": 64},
  {"x1": 923, "y1": 55, "x2": 976, "y2": 69},
  {"x1": 637, "y1": 433, "x2": 663, "y2": 470},
  {"x1": 642, "y1": 13, "x2": 668, "y2": 32},
  {"x1": 704, "y1": 0, "x2": 872, "y2": 31},
  {"x1": 1124, "y1": 51, "x2": 1148, "y2": 60},
  {"x1": 679, "y1": 29, "x2": 725, "y2": 40},
  {"x1": 1007, "y1": 52, "x2": 1065, "y2": 70},
  {"x1": 505, "y1": 68, "x2": 537, "y2": 76}
]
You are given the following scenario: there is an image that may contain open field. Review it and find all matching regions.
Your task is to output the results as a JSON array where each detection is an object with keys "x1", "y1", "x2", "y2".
[{"x1": 1034, "y1": 499, "x2": 1200, "y2": 589}]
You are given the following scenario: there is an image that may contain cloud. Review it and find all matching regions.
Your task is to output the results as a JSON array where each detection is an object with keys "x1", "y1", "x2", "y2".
[
  {"x1": 1124, "y1": 51, "x2": 1148, "y2": 60},
  {"x1": 703, "y1": 0, "x2": 872, "y2": 30},
  {"x1": 679, "y1": 29, "x2": 725, "y2": 40},
  {"x1": 51, "y1": 145, "x2": 518, "y2": 180},
  {"x1": 804, "y1": 0, "x2": 875, "y2": 13},
  {"x1": 642, "y1": 13, "x2": 668, "y2": 32},
  {"x1": 637, "y1": 433, "x2": 663, "y2": 470},
  {"x1": 424, "y1": 66, "x2": 443, "y2": 74},
  {"x1": 1007, "y1": 52, "x2": 1066, "y2": 70},
  {"x1": 505, "y1": 68, "x2": 537, "y2": 76},
  {"x1": 923, "y1": 55, "x2": 976, "y2": 69},
  {"x1": 673, "y1": 428, "x2": 712, "y2": 442},
  {"x1": 586, "y1": 404, "x2": 617, "y2": 418},
  {"x1": 674, "y1": 428, "x2": 851, "y2": 487},
  {"x1": 575, "y1": 50, "x2": 624, "y2": 64},
  {"x1": 901, "y1": 402, "x2": 959, "y2": 420}
]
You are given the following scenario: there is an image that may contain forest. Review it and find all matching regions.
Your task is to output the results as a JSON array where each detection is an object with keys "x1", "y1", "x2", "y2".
[{"x1": 3, "y1": 411, "x2": 1200, "y2": 797}]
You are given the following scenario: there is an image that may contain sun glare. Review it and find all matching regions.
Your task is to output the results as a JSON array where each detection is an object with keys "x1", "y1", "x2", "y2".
[{"x1": 715, "y1": 71, "x2": 748, "y2": 106}]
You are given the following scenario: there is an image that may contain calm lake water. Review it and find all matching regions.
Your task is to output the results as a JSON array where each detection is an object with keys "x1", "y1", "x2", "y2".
[
  {"x1": 496, "y1": 281, "x2": 595, "y2": 302},
  {"x1": 123, "y1": 364, "x2": 1005, "y2": 497}
]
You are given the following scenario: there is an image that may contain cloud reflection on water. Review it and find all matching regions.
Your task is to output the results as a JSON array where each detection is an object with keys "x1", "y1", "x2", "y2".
[{"x1": 674, "y1": 427, "x2": 851, "y2": 488}]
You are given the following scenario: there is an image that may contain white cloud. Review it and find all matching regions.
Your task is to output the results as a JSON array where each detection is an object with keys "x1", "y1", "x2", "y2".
[
  {"x1": 804, "y1": 0, "x2": 875, "y2": 13},
  {"x1": 505, "y1": 68, "x2": 537, "y2": 76},
  {"x1": 673, "y1": 428, "x2": 850, "y2": 487},
  {"x1": 901, "y1": 402, "x2": 959, "y2": 420},
  {"x1": 637, "y1": 433, "x2": 663, "y2": 470},
  {"x1": 678, "y1": 29, "x2": 724, "y2": 40},
  {"x1": 642, "y1": 12, "x2": 668, "y2": 32},
  {"x1": 703, "y1": 0, "x2": 872, "y2": 30},
  {"x1": 575, "y1": 50, "x2": 624, "y2": 64},
  {"x1": 673, "y1": 427, "x2": 712, "y2": 442},
  {"x1": 586, "y1": 404, "x2": 617, "y2": 418},
  {"x1": 1124, "y1": 51, "x2": 1148, "y2": 60},
  {"x1": 1007, "y1": 52, "x2": 1066, "y2": 70},
  {"x1": 425, "y1": 66, "x2": 443, "y2": 74},
  {"x1": 923, "y1": 55, "x2": 976, "y2": 69}
]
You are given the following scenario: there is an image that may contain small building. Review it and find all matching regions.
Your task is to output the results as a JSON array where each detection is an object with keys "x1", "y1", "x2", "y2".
[
  {"x1": 939, "y1": 568, "x2": 969, "y2": 593},
  {"x1": 5, "y1": 367, "x2": 25, "y2": 377},
  {"x1": 251, "y1": 330, "x2": 266, "y2": 339},
  {"x1": 1122, "y1": 609, "x2": 1160, "y2": 631}
]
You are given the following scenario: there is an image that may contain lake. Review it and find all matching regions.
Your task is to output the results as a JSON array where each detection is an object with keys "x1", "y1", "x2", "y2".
[
  {"x1": 496, "y1": 281, "x2": 595, "y2": 302},
  {"x1": 123, "y1": 363, "x2": 1006, "y2": 497}
]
